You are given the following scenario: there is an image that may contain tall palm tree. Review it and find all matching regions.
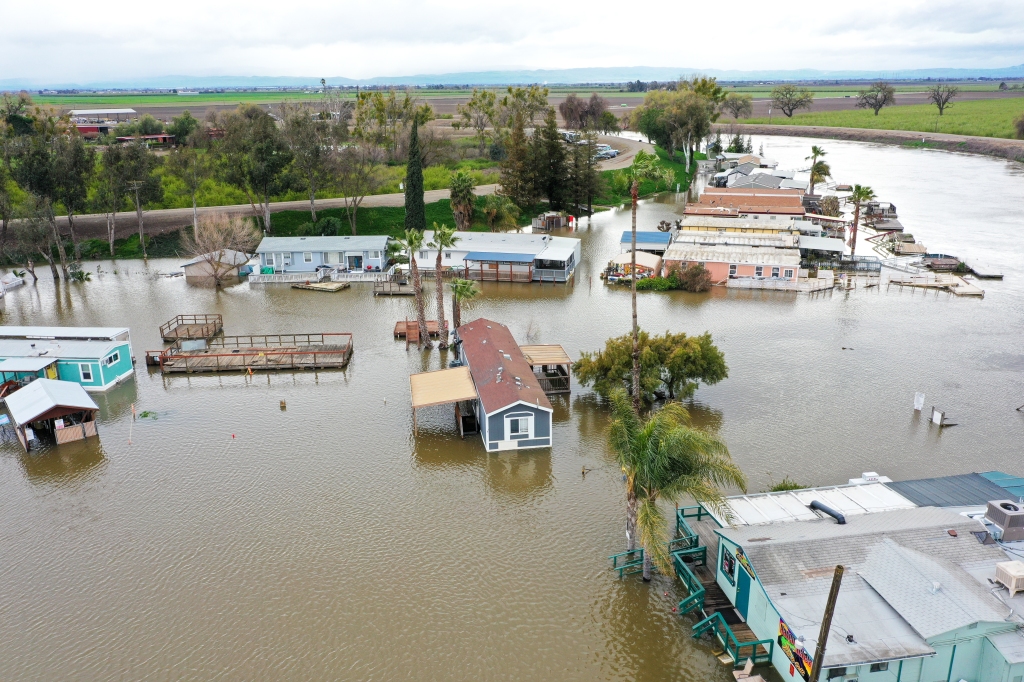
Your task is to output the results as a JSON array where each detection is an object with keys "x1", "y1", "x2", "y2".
[
  {"x1": 805, "y1": 145, "x2": 827, "y2": 195},
  {"x1": 848, "y1": 184, "x2": 875, "y2": 257},
  {"x1": 624, "y1": 151, "x2": 672, "y2": 413},
  {"x1": 809, "y1": 160, "x2": 831, "y2": 196},
  {"x1": 449, "y1": 278, "x2": 478, "y2": 330},
  {"x1": 429, "y1": 223, "x2": 459, "y2": 349},
  {"x1": 608, "y1": 390, "x2": 746, "y2": 579},
  {"x1": 400, "y1": 228, "x2": 433, "y2": 349}
]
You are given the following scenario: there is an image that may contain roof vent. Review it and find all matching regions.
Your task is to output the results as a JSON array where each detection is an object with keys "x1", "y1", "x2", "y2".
[
  {"x1": 503, "y1": 353, "x2": 511, "y2": 360},
  {"x1": 930, "y1": 581, "x2": 942, "y2": 595}
]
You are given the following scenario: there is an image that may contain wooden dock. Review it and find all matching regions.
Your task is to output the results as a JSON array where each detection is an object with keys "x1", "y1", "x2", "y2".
[
  {"x1": 292, "y1": 281, "x2": 350, "y2": 292},
  {"x1": 154, "y1": 333, "x2": 353, "y2": 373},
  {"x1": 394, "y1": 320, "x2": 440, "y2": 338},
  {"x1": 888, "y1": 273, "x2": 985, "y2": 297},
  {"x1": 160, "y1": 314, "x2": 223, "y2": 342},
  {"x1": 374, "y1": 280, "x2": 416, "y2": 296}
]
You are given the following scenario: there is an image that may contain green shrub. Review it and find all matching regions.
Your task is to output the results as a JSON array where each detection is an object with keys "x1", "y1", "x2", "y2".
[{"x1": 635, "y1": 276, "x2": 677, "y2": 291}]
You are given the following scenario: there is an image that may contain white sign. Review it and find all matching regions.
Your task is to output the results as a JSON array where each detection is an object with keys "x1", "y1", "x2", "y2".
[
  {"x1": 54, "y1": 419, "x2": 65, "y2": 429},
  {"x1": 24, "y1": 427, "x2": 34, "y2": 441},
  {"x1": 914, "y1": 392, "x2": 925, "y2": 411},
  {"x1": 932, "y1": 408, "x2": 944, "y2": 426}
]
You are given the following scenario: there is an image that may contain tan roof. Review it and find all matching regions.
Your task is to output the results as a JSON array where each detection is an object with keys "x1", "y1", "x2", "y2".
[
  {"x1": 663, "y1": 244, "x2": 801, "y2": 266},
  {"x1": 520, "y1": 345, "x2": 572, "y2": 367},
  {"x1": 703, "y1": 188, "x2": 804, "y2": 196},
  {"x1": 410, "y1": 366, "x2": 478, "y2": 409},
  {"x1": 610, "y1": 251, "x2": 663, "y2": 271}
]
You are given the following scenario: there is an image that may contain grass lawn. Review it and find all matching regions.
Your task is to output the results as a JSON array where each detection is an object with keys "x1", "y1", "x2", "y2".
[
  {"x1": 746, "y1": 97, "x2": 1024, "y2": 139},
  {"x1": 596, "y1": 146, "x2": 701, "y2": 205}
]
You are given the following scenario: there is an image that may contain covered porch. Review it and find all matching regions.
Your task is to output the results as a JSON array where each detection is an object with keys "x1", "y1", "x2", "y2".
[
  {"x1": 464, "y1": 252, "x2": 534, "y2": 282},
  {"x1": 410, "y1": 366, "x2": 480, "y2": 437},
  {"x1": 5, "y1": 379, "x2": 100, "y2": 452},
  {"x1": 519, "y1": 345, "x2": 572, "y2": 394},
  {"x1": 0, "y1": 357, "x2": 59, "y2": 397}
]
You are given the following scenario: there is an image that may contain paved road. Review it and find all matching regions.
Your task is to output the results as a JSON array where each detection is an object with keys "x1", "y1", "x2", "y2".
[
  {"x1": 59, "y1": 184, "x2": 500, "y2": 238},
  {"x1": 595, "y1": 135, "x2": 655, "y2": 170}
]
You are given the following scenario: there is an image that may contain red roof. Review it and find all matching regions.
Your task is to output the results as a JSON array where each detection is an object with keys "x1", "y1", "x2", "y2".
[{"x1": 458, "y1": 319, "x2": 552, "y2": 415}]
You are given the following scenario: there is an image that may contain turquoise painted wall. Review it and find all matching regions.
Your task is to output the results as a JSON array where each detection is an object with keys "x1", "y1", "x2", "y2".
[
  {"x1": 57, "y1": 360, "x2": 101, "y2": 388},
  {"x1": 98, "y1": 343, "x2": 133, "y2": 385}
]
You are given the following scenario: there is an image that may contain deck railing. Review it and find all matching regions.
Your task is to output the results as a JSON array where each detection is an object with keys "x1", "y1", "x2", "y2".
[
  {"x1": 159, "y1": 314, "x2": 223, "y2": 339},
  {"x1": 534, "y1": 373, "x2": 570, "y2": 394},
  {"x1": 248, "y1": 270, "x2": 331, "y2": 284},
  {"x1": 672, "y1": 550, "x2": 707, "y2": 614},
  {"x1": 465, "y1": 270, "x2": 533, "y2": 282},
  {"x1": 532, "y1": 267, "x2": 572, "y2": 283},
  {"x1": 692, "y1": 612, "x2": 774, "y2": 666}
]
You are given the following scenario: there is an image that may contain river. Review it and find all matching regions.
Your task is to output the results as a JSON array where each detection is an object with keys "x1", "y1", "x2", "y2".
[{"x1": 1, "y1": 136, "x2": 1022, "y2": 680}]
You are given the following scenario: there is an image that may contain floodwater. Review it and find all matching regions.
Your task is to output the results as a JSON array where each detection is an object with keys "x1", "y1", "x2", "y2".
[{"x1": 1, "y1": 136, "x2": 1023, "y2": 680}]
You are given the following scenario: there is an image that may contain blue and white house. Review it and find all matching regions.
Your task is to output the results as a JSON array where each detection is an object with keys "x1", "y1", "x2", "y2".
[
  {"x1": 0, "y1": 326, "x2": 134, "y2": 392},
  {"x1": 414, "y1": 231, "x2": 581, "y2": 283},
  {"x1": 255, "y1": 236, "x2": 391, "y2": 274},
  {"x1": 456, "y1": 319, "x2": 553, "y2": 451}
]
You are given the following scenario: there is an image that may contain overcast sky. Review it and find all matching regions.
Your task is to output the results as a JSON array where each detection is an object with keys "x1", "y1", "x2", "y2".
[{"x1": 4, "y1": 0, "x2": 1024, "y2": 83}]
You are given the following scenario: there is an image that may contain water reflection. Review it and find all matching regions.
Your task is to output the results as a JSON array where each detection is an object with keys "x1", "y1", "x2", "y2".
[
  {"x1": 16, "y1": 439, "x2": 107, "y2": 485},
  {"x1": 483, "y1": 449, "x2": 554, "y2": 500}
]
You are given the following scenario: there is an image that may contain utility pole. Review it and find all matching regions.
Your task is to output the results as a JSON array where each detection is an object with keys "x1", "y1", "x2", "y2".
[{"x1": 809, "y1": 565, "x2": 844, "y2": 682}]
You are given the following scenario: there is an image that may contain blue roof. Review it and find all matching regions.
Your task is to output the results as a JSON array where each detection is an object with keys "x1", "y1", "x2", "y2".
[
  {"x1": 981, "y1": 471, "x2": 1024, "y2": 501},
  {"x1": 464, "y1": 251, "x2": 536, "y2": 263},
  {"x1": 620, "y1": 231, "x2": 672, "y2": 245}
]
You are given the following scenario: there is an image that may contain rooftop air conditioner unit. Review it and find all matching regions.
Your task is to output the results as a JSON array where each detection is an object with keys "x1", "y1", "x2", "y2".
[
  {"x1": 985, "y1": 500, "x2": 1024, "y2": 542},
  {"x1": 995, "y1": 561, "x2": 1024, "y2": 597}
]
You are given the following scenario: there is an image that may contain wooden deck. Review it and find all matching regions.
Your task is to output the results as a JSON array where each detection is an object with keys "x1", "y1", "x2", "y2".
[
  {"x1": 374, "y1": 280, "x2": 416, "y2": 296},
  {"x1": 156, "y1": 333, "x2": 353, "y2": 373},
  {"x1": 394, "y1": 320, "x2": 440, "y2": 338},
  {"x1": 160, "y1": 314, "x2": 223, "y2": 342},
  {"x1": 292, "y1": 281, "x2": 350, "y2": 292}
]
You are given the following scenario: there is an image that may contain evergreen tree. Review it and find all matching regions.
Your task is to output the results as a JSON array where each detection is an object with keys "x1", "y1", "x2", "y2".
[
  {"x1": 531, "y1": 108, "x2": 566, "y2": 210},
  {"x1": 498, "y1": 111, "x2": 534, "y2": 209},
  {"x1": 404, "y1": 120, "x2": 425, "y2": 232}
]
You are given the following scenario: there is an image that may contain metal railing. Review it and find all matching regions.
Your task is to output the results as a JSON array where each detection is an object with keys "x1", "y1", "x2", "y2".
[
  {"x1": 248, "y1": 270, "x2": 331, "y2": 284},
  {"x1": 532, "y1": 268, "x2": 572, "y2": 282},
  {"x1": 673, "y1": 550, "x2": 707, "y2": 614},
  {"x1": 465, "y1": 269, "x2": 533, "y2": 282},
  {"x1": 692, "y1": 612, "x2": 774, "y2": 666}
]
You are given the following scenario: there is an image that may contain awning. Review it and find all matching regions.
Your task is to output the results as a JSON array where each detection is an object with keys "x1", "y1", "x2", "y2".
[
  {"x1": 410, "y1": 366, "x2": 479, "y2": 409},
  {"x1": 464, "y1": 252, "x2": 536, "y2": 263},
  {"x1": 0, "y1": 357, "x2": 57, "y2": 373},
  {"x1": 620, "y1": 231, "x2": 672, "y2": 245},
  {"x1": 520, "y1": 345, "x2": 572, "y2": 366},
  {"x1": 5, "y1": 379, "x2": 98, "y2": 426}
]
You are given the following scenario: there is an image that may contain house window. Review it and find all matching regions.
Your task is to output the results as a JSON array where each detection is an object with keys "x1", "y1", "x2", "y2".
[
  {"x1": 303, "y1": 252, "x2": 313, "y2": 263},
  {"x1": 282, "y1": 253, "x2": 292, "y2": 266},
  {"x1": 104, "y1": 351, "x2": 120, "y2": 367},
  {"x1": 80, "y1": 363, "x2": 93, "y2": 382},
  {"x1": 826, "y1": 669, "x2": 847, "y2": 679},
  {"x1": 755, "y1": 266, "x2": 764, "y2": 277},
  {"x1": 444, "y1": 252, "x2": 451, "y2": 260},
  {"x1": 266, "y1": 253, "x2": 275, "y2": 267},
  {"x1": 729, "y1": 264, "x2": 737, "y2": 277},
  {"x1": 772, "y1": 266, "x2": 780, "y2": 278},
  {"x1": 784, "y1": 269, "x2": 794, "y2": 278},
  {"x1": 869, "y1": 663, "x2": 888, "y2": 673},
  {"x1": 504, "y1": 413, "x2": 534, "y2": 440},
  {"x1": 370, "y1": 251, "x2": 381, "y2": 259},
  {"x1": 721, "y1": 547, "x2": 736, "y2": 584}
]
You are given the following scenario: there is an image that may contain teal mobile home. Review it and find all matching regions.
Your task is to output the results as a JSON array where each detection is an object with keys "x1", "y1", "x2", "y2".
[{"x1": 0, "y1": 326, "x2": 134, "y2": 392}]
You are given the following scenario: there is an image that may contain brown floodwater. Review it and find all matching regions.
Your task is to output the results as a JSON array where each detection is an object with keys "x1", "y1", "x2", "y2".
[{"x1": 1, "y1": 136, "x2": 1023, "y2": 680}]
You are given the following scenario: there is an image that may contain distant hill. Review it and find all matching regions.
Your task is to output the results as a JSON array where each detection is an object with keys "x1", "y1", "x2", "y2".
[{"x1": 4, "y1": 64, "x2": 1024, "y2": 90}]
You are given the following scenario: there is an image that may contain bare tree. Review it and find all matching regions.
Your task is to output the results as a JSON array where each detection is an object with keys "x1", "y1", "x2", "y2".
[
  {"x1": 927, "y1": 85, "x2": 960, "y2": 116},
  {"x1": 179, "y1": 213, "x2": 260, "y2": 286},
  {"x1": 856, "y1": 82, "x2": 896, "y2": 116},
  {"x1": 336, "y1": 144, "x2": 384, "y2": 235}
]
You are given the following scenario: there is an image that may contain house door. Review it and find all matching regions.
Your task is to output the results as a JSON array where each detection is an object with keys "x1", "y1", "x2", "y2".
[
  {"x1": 348, "y1": 255, "x2": 362, "y2": 270},
  {"x1": 736, "y1": 566, "x2": 751, "y2": 619}
]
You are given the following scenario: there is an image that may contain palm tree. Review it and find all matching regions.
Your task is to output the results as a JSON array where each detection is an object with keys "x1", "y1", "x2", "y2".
[
  {"x1": 482, "y1": 194, "x2": 521, "y2": 232},
  {"x1": 809, "y1": 160, "x2": 831, "y2": 196},
  {"x1": 399, "y1": 228, "x2": 434, "y2": 349},
  {"x1": 449, "y1": 171, "x2": 476, "y2": 231},
  {"x1": 805, "y1": 145, "x2": 827, "y2": 195},
  {"x1": 449, "y1": 278, "x2": 478, "y2": 330},
  {"x1": 608, "y1": 390, "x2": 746, "y2": 579},
  {"x1": 624, "y1": 151, "x2": 672, "y2": 413},
  {"x1": 848, "y1": 184, "x2": 875, "y2": 257},
  {"x1": 429, "y1": 223, "x2": 459, "y2": 349}
]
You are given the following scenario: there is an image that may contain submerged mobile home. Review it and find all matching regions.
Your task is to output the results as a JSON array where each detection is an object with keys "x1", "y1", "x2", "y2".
[{"x1": 0, "y1": 326, "x2": 134, "y2": 392}]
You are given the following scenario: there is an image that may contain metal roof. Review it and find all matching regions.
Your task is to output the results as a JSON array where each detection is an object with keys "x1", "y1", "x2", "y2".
[
  {"x1": 717, "y1": 483, "x2": 916, "y2": 527},
  {"x1": 981, "y1": 471, "x2": 1024, "y2": 501},
  {"x1": 536, "y1": 239, "x2": 578, "y2": 263},
  {"x1": 0, "y1": 338, "x2": 123, "y2": 361},
  {"x1": 464, "y1": 252, "x2": 535, "y2": 263},
  {"x1": 663, "y1": 244, "x2": 802, "y2": 267},
  {"x1": 672, "y1": 231, "x2": 798, "y2": 248},
  {"x1": 0, "y1": 326, "x2": 129, "y2": 341},
  {"x1": 620, "y1": 231, "x2": 672, "y2": 245},
  {"x1": 457, "y1": 319, "x2": 552, "y2": 415},
  {"x1": 859, "y1": 539, "x2": 1009, "y2": 639},
  {"x1": 70, "y1": 109, "x2": 137, "y2": 115},
  {"x1": 410, "y1": 366, "x2": 478, "y2": 409},
  {"x1": 256, "y1": 235, "x2": 389, "y2": 253},
  {"x1": 0, "y1": 357, "x2": 57, "y2": 372},
  {"x1": 519, "y1": 345, "x2": 572, "y2": 366},
  {"x1": 5, "y1": 379, "x2": 99, "y2": 426},
  {"x1": 885, "y1": 473, "x2": 1011, "y2": 508},
  {"x1": 181, "y1": 249, "x2": 251, "y2": 268}
]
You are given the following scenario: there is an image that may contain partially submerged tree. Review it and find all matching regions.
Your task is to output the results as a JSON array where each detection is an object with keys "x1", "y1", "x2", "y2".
[
  {"x1": 448, "y1": 170, "x2": 475, "y2": 231},
  {"x1": 122, "y1": 139, "x2": 163, "y2": 258},
  {"x1": 95, "y1": 143, "x2": 130, "y2": 255},
  {"x1": 399, "y1": 228, "x2": 433, "y2": 350},
  {"x1": 428, "y1": 223, "x2": 459, "y2": 350},
  {"x1": 770, "y1": 85, "x2": 814, "y2": 117},
  {"x1": 52, "y1": 131, "x2": 95, "y2": 259},
  {"x1": 721, "y1": 93, "x2": 753, "y2": 120},
  {"x1": 449, "y1": 278, "x2": 478, "y2": 330},
  {"x1": 608, "y1": 389, "x2": 745, "y2": 575},
  {"x1": 805, "y1": 145, "x2": 828, "y2": 195},
  {"x1": 573, "y1": 330, "x2": 728, "y2": 404},
  {"x1": 927, "y1": 84, "x2": 960, "y2": 116},
  {"x1": 179, "y1": 212, "x2": 261, "y2": 286},
  {"x1": 848, "y1": 184, "x2": 876, "y2": 257},
  {"x1": 856, "y1": 81, "x2": 896, "y2": 116}
]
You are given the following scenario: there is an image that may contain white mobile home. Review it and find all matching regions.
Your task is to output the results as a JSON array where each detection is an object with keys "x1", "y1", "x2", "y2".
[{"x1": 413, "y1": 231, "x2": 581, "y2": 283}]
